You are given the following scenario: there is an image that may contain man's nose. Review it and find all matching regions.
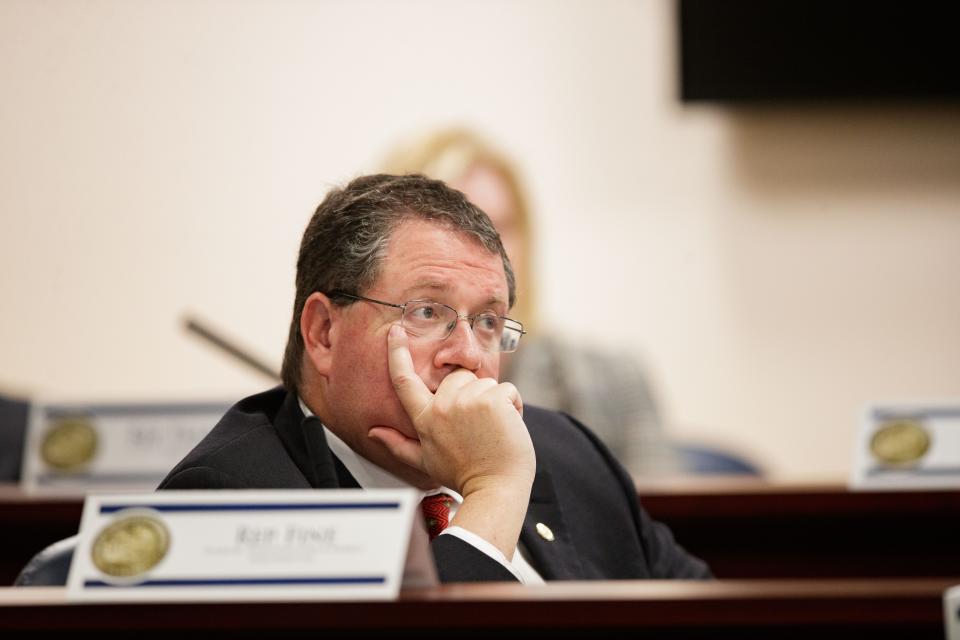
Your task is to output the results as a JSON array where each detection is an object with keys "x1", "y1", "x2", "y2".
[{"x1": 434, "y1": 317, "x2": 483, "y2": 371}]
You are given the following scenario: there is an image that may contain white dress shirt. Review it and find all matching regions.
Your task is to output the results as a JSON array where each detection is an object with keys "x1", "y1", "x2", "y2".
[{"x1": 299, "y1": 398, "x2": 544, "y2": 585}]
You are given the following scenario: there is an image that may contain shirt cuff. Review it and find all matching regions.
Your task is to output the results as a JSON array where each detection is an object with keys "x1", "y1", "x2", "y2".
[{"x1": 440, "y1": 526, "x2": 525, "y2": 583}]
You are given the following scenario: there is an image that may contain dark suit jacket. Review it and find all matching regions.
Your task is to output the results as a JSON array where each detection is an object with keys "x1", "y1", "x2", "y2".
[{"x1": 158, "y1": 387, "x2": 710, "y2": 582}]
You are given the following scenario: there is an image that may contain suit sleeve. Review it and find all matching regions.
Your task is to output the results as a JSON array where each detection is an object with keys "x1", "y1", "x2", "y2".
[
  {"x1": 430, "y1": 535, "x2": 519, "y2": 582},
  {"x1": 158, "y1": 466, "x2": 250, "y2": 489},
  {"x1": 607, "y1": 440, "x2": 712, "y2": 578},
  {"x1": 559, "y1": 410, "x2": 713, "y2": 580}
]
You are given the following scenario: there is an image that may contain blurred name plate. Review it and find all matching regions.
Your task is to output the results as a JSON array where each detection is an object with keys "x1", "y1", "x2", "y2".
[
  {"x1": 67, "y1": 490, "x2": 429, "y2": 602},
  {"x1": 21, "y1": 400, "x2": 229, "y2": 493},
  {"x1": 851, "y1": 404, "x2": 960, "y2": 490},
  {"x1": 946, "y1": 584, "x2": 960, "y2": 640}
]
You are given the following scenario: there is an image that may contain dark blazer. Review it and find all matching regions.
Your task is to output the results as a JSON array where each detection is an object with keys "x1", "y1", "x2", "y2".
[{"x1": 158, "y1": 387, "x2": 710, "y2": 582}]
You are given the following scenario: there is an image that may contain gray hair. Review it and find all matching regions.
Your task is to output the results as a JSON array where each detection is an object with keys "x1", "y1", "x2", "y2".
[{"x1": 280, "y1": 173, "x2": 516, "y2": 392}]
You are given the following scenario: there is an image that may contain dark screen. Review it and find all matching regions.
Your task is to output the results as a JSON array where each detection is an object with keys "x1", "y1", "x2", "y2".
[{"x1": 678, "y1": 0, "x2": 960, "y2": 102}]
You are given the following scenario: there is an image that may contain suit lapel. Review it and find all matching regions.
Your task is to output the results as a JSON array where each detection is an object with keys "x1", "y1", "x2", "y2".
[
  {"x1": 273, "y1": 390, "x2": 341, "y2": 489},
  {"x1": 332, "y1": 454, "x2": 361, "y2": 488},
  {"x1": 519, "y1": 468, "x2": 584, "y2": 580}
]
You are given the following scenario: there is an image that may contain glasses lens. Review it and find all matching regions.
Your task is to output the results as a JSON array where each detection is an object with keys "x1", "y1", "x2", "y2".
[
  {"x1": 402, "y1": 301, "x2": 454, "y2": 339},
  {"x1": 402, "y1": 302, "x2": 523, "y2": 353},
  {"x1": 499, "y1": 320, "x2": 523, "y2": 353},
  {"x1": 471, "y1": 314, "x2": 503, "y2": 351}
]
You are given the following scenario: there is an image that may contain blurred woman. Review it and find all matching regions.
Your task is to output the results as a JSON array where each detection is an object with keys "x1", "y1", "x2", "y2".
[{"x1": 383, "y1": 128, "x2": 680, "y2": 477}]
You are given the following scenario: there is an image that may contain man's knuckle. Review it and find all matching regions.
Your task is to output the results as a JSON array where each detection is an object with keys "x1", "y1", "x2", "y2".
[
  {"x1": 434, "y1": 399, "x2": 455, "y2": 420},
  {"x1": 391, "y1": 372, "x2": 413, "y2": 390}
]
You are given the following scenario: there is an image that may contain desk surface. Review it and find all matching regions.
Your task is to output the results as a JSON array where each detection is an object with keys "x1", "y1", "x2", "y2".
[
  {"x1": 635, "y1": 478, "x2": 960, "y2": 579},
  {"x1": 2, "y1": 579, "x2": 956, "y2": 639},
  {"x1": 3, "y1": 481, "x2": 959, "y2": 584}
]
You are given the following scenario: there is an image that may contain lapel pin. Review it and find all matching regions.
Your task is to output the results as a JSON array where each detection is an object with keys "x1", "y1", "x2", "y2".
[{"x1": 535, "y1": 522, "x2": 555, "y2": 542}]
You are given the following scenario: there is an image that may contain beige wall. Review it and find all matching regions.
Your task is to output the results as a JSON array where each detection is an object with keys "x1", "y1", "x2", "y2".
[{"x1": 1, "y1": 0, "x2": 958, "y2": 481}]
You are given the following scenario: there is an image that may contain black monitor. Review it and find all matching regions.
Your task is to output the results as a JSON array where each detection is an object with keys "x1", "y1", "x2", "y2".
[{"x1": 678, "y1": 0, "x2": 960, "y2": 103}]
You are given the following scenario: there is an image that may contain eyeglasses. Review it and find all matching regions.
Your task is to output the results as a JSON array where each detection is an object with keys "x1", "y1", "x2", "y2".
[{"x1": 328, "y1": 291, "x2": 526, "y2": 353}]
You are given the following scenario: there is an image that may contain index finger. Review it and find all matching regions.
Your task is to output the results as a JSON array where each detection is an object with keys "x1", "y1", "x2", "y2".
[{"x1": 387, "y1": 323, "x2": 433, "y2": 420}]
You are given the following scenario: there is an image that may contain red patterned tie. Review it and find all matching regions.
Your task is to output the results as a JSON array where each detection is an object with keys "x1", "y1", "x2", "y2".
[{"x1": 420, "y1": 493, "x2": 454, "y2": 541}]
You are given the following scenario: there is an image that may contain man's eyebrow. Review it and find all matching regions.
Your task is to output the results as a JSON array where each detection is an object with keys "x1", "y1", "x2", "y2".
[
  {"x1": 403, "y1": 282, "x2": 506, "y2": 309},
  {"x1": 403, "y1": 280, "x2": 451, "y2": 296},
  {"x1": 483, "y1": 295, "x2": 506, "y2": 308}
]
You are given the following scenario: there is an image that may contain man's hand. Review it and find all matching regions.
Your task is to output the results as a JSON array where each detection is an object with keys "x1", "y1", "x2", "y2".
[
  {"x1": 368, "y1": 324, "x2": 535, "y2": 559},
  {"x1": 373, "y1": 324, "x2": 535, "y2": 496}
]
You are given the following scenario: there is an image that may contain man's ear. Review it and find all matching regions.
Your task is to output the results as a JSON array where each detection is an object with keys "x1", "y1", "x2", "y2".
[{"x1": 301, "y1": 292, "x2": 338, "y2": 376}]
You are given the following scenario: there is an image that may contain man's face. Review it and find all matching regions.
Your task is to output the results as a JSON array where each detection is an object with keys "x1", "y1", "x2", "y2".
[{"x1": 318, "y1": 218, "x2": 509, "y2": 476}]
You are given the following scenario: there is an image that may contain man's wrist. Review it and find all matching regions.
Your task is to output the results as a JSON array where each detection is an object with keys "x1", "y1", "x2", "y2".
[{"x1": 452, "y1": 480, "x2": 532, "y2": 559}]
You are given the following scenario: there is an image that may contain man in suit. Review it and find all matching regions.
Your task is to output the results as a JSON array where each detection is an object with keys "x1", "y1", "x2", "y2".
[{"x1": 160, "y1": 174, "x2": 710, "y2": 583}]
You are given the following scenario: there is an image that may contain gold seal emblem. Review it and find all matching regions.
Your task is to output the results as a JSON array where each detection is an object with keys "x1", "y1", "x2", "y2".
[
  {"x1": 91, "y1": 514, "x2": 170, "y2": 578},
  {"x1": 870, "y1": 419, "x2": 931, "y2": 466},
  {"x1": 40, "y1": 417, "x2": 98, "y2": 471}
]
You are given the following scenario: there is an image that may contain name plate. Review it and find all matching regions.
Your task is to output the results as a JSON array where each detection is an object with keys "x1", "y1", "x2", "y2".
[
  {"x1": 947, "y1": 584, "x2": 960, "y2": 640},
  {"x1": 67, "y1": 490, "x2": 432, "y2": 601},
  {"x1": 851, "y1": 404, "x2": 960, "y2": 490},
  {"x1": 21, "y1": 400, "x2": 229, "y2": 493}
]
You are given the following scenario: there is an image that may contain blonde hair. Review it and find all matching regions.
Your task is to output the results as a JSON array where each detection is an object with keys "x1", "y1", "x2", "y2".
[{"x1": 382, "y1": 128, "x2": 537, "y2": 333}]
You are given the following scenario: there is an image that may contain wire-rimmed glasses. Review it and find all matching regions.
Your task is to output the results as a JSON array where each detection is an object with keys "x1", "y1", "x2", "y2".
[{"x1": 328, "y1": 291, "x2": 526, "y2": 353}]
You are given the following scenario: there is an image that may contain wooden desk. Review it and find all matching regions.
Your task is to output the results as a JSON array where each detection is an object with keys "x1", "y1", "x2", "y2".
[
  {"x1": 0, "y1": 486, "x2": 81, "y2": 586},
  {"x1": 3, "y1": 482, "x2": 959, "y2": 585},
  {"x1": 1, "y1": 579, "x2": 955, "y2": 638},
  {"x1": 635, "y1": 479, "x2": 960, "y2": 579}
]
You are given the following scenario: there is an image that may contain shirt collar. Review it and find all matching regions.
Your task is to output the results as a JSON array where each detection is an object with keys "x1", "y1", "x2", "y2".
[{"x1": 298, "y1": 397, "x2": 460, "y2": 501}]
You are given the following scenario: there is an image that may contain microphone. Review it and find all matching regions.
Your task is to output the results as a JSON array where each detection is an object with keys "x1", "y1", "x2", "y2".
[{"x1": 182, "y1": 315, "x2": 281, "y2": 382}]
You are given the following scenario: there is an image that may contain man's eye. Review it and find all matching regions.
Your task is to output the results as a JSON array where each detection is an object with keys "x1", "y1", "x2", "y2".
[
  {"x1": 476, "y1": 315, "x2": 499, "y2": 332},
  {"x1": 409, "y1": 305, "x2": 438, "y2": 321}
]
